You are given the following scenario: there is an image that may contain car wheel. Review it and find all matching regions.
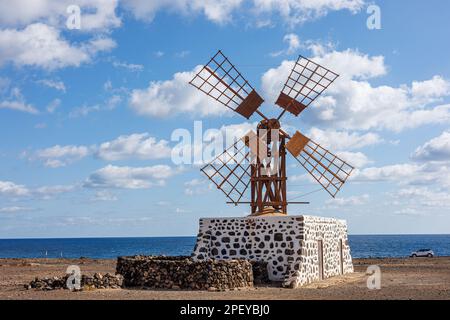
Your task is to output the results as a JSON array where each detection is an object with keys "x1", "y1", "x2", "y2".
[
  {"x1": 427, "y1": 253, "x2": 433, "y2": 257},
  {"x1": 412, "y1": 254, "x2": 417, "y2": 258}
]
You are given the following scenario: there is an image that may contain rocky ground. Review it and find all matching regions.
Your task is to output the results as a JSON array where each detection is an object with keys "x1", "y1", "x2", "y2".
[{"x1": 0, "y1": 257, "x2": 449, "y2": 300}]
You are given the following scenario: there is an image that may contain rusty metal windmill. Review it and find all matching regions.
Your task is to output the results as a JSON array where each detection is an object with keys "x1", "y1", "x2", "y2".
[{"x1": 189, "y1": 50, "x2": 353, "y2": 216}]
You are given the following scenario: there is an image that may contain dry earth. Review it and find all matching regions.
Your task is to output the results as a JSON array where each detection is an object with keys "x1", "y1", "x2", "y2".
[{"x1": 0, "y1": 257, "x2": 449, "y2": 300}]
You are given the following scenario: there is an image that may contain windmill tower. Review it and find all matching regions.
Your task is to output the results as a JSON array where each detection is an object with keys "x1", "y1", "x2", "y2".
[{"x1": 189, "y1": 50, "x2": 353, "y2": 216}]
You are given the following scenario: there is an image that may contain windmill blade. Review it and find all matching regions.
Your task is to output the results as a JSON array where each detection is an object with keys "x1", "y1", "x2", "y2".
[
  {"x1": 189, "y1": 50, "x2": 264, "y2": 119},
  {"x1": 276, "y1": 56, "x2": 338, "y2": 118},
  {"x1": 201, "y1": 135, "x2": 253, "y2": 204},
  {"x1": 286, "y1": 131, "x2": 353, "y2": 198}
]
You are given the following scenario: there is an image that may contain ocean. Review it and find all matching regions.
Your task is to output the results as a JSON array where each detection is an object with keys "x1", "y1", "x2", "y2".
[{"x1": 0, "y1": 235, "x2": 449, "y2": 259}]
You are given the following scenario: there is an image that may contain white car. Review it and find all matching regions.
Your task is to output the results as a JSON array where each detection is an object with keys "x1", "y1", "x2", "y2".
[{"x1": 410, "y1": 249, "x2": 434, "y2": 258}]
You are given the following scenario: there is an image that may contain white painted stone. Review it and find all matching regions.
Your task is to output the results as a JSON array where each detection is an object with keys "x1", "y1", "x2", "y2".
[{"x1": 191, "y1": 215, "x2": 353, "y2": 287}]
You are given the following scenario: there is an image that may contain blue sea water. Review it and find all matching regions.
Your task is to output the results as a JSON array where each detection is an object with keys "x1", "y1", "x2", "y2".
[{"x1": 0, "y1": 235, "x2": 449, "y2": 259}]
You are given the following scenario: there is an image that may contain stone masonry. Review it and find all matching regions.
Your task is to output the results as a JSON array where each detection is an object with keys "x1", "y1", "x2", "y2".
[{"x1": 192, "y1": 215, "x2": 353, "y2": 287}]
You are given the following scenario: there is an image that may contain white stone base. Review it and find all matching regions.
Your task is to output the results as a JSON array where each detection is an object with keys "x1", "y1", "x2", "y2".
[{"x1": 192, "y1": 215, "x2": 353, "y2": 287}]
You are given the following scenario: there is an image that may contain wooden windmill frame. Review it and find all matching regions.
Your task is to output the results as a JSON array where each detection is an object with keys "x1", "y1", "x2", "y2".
[{"x1": 190, "y1": 50, "x2": 353, "y2": 216}]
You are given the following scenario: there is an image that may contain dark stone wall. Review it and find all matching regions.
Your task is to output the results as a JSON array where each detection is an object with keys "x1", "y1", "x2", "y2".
[{"x1": 116, "y1": 256, "x2": 253, "y2": 291}]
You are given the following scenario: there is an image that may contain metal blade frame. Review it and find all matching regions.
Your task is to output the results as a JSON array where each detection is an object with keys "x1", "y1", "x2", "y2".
[
  {"x1": 189, "y1": 50, "x2": 264, "y2": 119},
  {"x1": 201, "y1": 138, "x2": 252, "y2": 204},
  {"x1": 276, "y1": 55, "x2": 339, "y2": 119},
  {"x1": 287, "y1": 131, "x2": 353, "y2": 198}
]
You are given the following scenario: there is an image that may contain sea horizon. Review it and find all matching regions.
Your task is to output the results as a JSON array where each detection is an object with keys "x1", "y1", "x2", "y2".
[
  {"x1": 1, "y1": 234, "x2": 450, "y2": 260},
  {"x1": 1, "y1": 233, "x2": 449, "y2": 240}
]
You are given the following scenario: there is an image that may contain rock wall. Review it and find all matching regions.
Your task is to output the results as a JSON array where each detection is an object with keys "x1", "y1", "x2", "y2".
[
  {"x1": 192, "y1": 215, "x2": 353, "y2": 287},
  {"x1": 25, "y1": 273, "x2": 123, "y2": 291},
  {"x1": 116, "y1": 255, "x2": 253, "y2": 291}
]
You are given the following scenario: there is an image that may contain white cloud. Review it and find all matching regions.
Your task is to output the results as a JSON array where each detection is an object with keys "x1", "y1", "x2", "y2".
[
  {"x1": 307, "y1": 127, "x2": 382, "y2": 150},
  {"x1": 411, "y1": 131, "x2": 450, "y2": 162},
  {"x1": 29, "y1": 132, "x2": 171, "y2": 167},
  {"x1": 184, "y1": 178, "x2": 212, "y2": 195},
  {"x1": 325, "y1": 194, "x2": 369, "y2": 207},
  {"x1": 0, "y1": 23, "x2": 116, "y2": 70},
  {"x1": 0, "y1": 180, "x2": 75, "y2": 199},
  {"x1": 351, "y1": 162, "x2": 450, "y2": 188},
  {"x1": 123, "y1": 0, "x2": 243, "y2": 24},
  {"x1": 261, "y1": 48, "x2": 450, "y2": 132},
  {"x1": 0, "y1": 100, "x2": 38, "y2": 114},
  {"x1": 0, "y1": 87, "x2": 38, "y2": 114},
  {"x1": 271, "y1": 33, "x2": 301, "y2": 56},
  {"x1": 46, "y1": 99, "x2": 61, "y2": 114},
  {"x1": 0, "y1": 181, "x2": 29, "y2": 197},
  {"x1": 175, "y1": 50, "x2": 190, "y2": 58},
  {"x1": 112, "y1": 60, "x2": 144, "y2": 72},
  {"x1": 34, "y1": 145, "x2": 91, "y2": 168},
  {"x1": 84, "y1": 164, "x2": 179, "y2": 189},
  {"x1": 69, "y1": 95, "x2": 121, "y2": 117},
  {"x1": 34, "y1": 185, "x2": 76, "y2": 199},
  {"x1": 411, "y1": 76, "x2": 450, "y2": 101},
  {"x1": 123, "y1": 0, "x2": 364, "y2": 26},
  {"x1": 0, "y1": 206, "x2": 35, "y2": 213},
  {"x1": 0, "y1": 0, "x2": 121, "y2": 32},
  {"x1": 253, "y1": 0, "x2": 364, "y2": 26},
  {"x1": 336, "y1": 151, "x2": 371, "y2": 168},
  {"x1": 96, "y1": 133, "x2": 172, "y2": 161},
  {"x1": 129, "y1": 65, "x2": 226, "y2": 118},
  {"x1": 92, "y1": 190, "x2": 118, "y2": 202},
  {"x1": 393, "y1": 187, "x2": 450, "y2": 209},
  {"x1": 37, "y1": 79, "x2": 66, "y2": 92}
]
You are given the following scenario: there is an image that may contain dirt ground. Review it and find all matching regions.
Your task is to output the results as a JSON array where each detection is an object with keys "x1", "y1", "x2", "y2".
[{"x1": 0, "y1": 257, "x2": 449, "y2": 300}]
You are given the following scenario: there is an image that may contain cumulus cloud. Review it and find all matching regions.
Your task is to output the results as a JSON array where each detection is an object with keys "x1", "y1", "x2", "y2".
[
  {"x1": 33, "y1": 145, "x2": 91, "y2": 168},
  {"x1": 0, "y1": 180, "x2": 75, "y2": 199},
  {"x1": 411, "y1": 131, "x2": 450, "y2": 162},
  {"x1": 0, "y1": 180, "x2": 30, "y2": 197},
  {"x1": 84, "y1": 164, "x2": 179, "y2": 189},
  {"x1": 37, "y1": 79, "x2": 66, "y2": 92},
  {"x1": 0, "y1": 206, "x2": 35, "y2": 213},
  {"x1": 96, "y1": 133, "x2": 172, "y2": 161},
  {"x1": 336, "y1": 151, "x2": 371, "y2": 168},
  {"x1": 184, "y1": 178, "x2": 212, "y2": 195},
  {"x1": 0, "y1": 23, "x2": 116, "y2": 70},
  {"x1": 69, "y1": 95, "x2": 121, "y2": 118},
  {"x1": 112, "y1": 60, "x2": 144, "y2": 72},
  {"x1": 393, "y1": 187, "x2": 450, "y2": 209},
  {"x1": 123, "y1": 0, "x2": 244, "y2": 24},
  {"x1": 30, "y1": 133, "x2": 172, "y2": 167},
  {"x1": 0, "y1": 87, "x2": 37, "y2": 114},
  {"x1": 129, "y1": 66, "x2": 226, "y2": 118},
  {"x1": 0, "y1": 0, "x2": 121, "y2": 31},
  {"x1": 325, "y1": 194, "x2": 369, "y2": 207},
  {"x1": 261, "y1": 47, "x2": 450, "y2": 132},
  {"x1": 91, "y1": 190, "x2": 118, "y2": 202},
  {"x1": 307, "y1": 128, "x2": 382, "y2": 150},
  {"x1": 271, "y1": 33, "x2": 301, "y2": 56},
  {"x1": 351, "y1": 162, "x2": 450, "y2": 188},
  {"x1": 253, "y1": 0, "x2": 364, "y2": 26}
]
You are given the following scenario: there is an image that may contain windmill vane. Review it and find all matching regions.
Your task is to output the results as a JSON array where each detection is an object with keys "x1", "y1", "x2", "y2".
[{"x1": 189, "y1": 50, "x2": 354, "y2": 216}]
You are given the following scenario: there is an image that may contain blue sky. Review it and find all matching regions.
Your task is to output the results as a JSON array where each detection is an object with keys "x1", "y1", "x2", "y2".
[{"x1": 1, "y1": 0, "x2": 450, "y2": 238}]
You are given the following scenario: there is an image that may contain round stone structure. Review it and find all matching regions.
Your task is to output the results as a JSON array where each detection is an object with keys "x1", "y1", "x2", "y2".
[{"x1": 116, "y1": 255, "x2": 253, "y2": 290}]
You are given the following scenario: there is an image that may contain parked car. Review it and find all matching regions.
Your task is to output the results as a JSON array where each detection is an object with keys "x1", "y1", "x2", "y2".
[{"x1": 410, "y1": 249, "x2": 434, "y2": 258}]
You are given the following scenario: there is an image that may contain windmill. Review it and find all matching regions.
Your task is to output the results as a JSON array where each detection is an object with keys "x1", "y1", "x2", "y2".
[{"x1": 189, "y1": 50, "x2": 353, "y2": 216}]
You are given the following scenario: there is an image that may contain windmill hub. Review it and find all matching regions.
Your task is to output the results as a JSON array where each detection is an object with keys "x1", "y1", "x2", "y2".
[
  {"x1": 257, "y1": 118, "x2": 281, "y2": 130},
  {"x1": 190, "y1": 50, "x2": 354, "y2": 216}
]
